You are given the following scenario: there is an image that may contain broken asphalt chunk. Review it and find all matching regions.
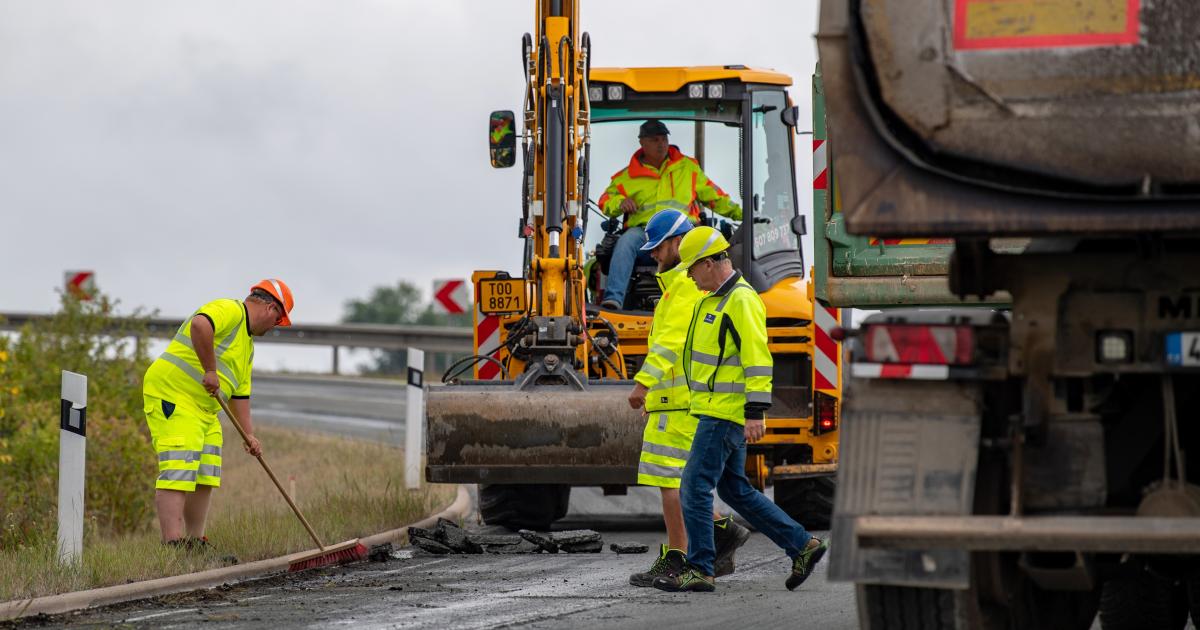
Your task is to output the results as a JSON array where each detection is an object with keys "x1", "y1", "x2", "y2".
[
  {"x1": 559, "y1": 540, "x2": 603, "y2": 553},
  {"x1": 434, "y1": 520, "x2": 482, "y2": 554},
  {"x1": 368, "y1": 543, "x2": 393, "y2": 562},
  {"x1": 466, "y1": 534, "x2": 523, "y2": 546},
  {"x1": 486, "y1": 539, "x2": 541, "y2": 554},
  {"x1": 411, "y1": 538, "x2": 454, "y2": 555},
  {"x1": 609, "y1": 542, "x2": 650, "y2": 554},
  {"x1": 518, "y1": 529, "x2": 559, "y2": 553},
  {"x1": 549, "y1": 530, "x2": 601, "y2": 546}
]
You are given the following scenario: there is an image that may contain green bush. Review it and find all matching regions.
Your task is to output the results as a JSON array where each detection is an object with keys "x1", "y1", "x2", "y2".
[{"x1": 0, "y1": 294, "x2": 157, "y2": 549}]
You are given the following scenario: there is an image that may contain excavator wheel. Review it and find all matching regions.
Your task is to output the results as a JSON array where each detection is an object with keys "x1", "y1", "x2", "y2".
[
  {"x1": 774, "y1": 476, "x2": 835, "y2": 531},
  {"x1": 478, "y1": 484, "x2": 571, "y2": 531}
]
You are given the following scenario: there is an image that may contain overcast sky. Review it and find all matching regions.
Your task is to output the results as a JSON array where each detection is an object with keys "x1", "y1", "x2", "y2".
[{"x1": 0, "y1": 1, "x2": 818, "y2": 367}]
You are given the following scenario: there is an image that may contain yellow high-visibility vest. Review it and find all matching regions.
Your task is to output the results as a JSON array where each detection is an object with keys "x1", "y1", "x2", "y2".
[
  {"x1": 636, "y1": 264, "x2": 703, "y2": 413},
  {"x1": 599, "y1": 146, "x2": 741, "y2": 228},
  {"x1": 684, "y1": 273, "x2": 773, "y2": 425},
  {"x1": 143, "y1": 298, "x2": 255, "y2": 413}
]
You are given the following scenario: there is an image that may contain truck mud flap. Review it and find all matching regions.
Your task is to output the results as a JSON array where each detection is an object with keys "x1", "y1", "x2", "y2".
[
  {"x1": 425, "y1": 381, "x2": 644, "y2": 485},
  {"x1": 829, "y1": 378, "x2": 981, "y2": 590}
]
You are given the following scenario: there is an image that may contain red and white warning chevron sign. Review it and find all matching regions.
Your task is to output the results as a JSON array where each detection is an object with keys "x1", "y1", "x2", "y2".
[
  {"x1": 433, "y1": 279, "x2": 468, "y2": 315},
  {"x1": 813, "y1": 304, "x2": 841, "y2": 391},
  {"x1": 64, "y1": 270, "x2": 96, "y2": 301}
]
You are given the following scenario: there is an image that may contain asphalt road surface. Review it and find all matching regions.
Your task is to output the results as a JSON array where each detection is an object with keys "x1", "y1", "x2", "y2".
[
  {"x1": 250, "y1": 374, "x2": 409, "y2": 444},
  {"x1": 27, "y1": 530, "x2": 855, "y2": 630}
]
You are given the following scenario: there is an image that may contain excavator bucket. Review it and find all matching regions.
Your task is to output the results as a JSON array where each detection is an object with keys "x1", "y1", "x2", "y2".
[{"x1": 424, "y1": 381, "x2": 645, "y2": 485}]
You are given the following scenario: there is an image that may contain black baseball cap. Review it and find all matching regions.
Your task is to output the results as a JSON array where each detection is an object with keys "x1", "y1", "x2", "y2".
[{"x1": 638, "y1": 119, "x2": 670, "y2": 138}]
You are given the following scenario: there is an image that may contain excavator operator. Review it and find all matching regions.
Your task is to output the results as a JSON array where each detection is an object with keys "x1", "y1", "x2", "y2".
[{"x1": 597, "y1": 119, "x2": 741, "y2": 310}]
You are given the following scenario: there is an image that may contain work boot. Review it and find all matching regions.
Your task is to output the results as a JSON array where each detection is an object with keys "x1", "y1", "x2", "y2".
[
  {"x1": 785, "y1": 536, "x2": 829, "y2": 591},
  {"x1": 629, "y1": 544, "x2": 686, "y2": 587},
  {"x1": 652, "y1": 566, "x2": 715, "y2": 592},
  {"x1": 184, "y1": 536, "x2": 213, "y2": 553},
  {"x1": 712, "y1": 516, "x2": 751, "y2": 577}
]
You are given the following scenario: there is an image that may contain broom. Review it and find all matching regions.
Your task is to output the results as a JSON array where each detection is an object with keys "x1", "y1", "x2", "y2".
[{"x1": 216, "y1": 393, "x2": 368, "y2": 571}]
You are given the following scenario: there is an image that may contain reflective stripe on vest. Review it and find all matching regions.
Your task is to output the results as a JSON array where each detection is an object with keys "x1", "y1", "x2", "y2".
[{"x1": 160, "y1": 310, "x2": 244, "y2": 391}]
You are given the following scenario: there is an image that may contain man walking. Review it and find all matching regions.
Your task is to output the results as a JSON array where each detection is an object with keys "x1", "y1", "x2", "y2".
[
  {"x1": 626, "y1": 210, "x2": 750, "y2": 586},
  {"x1": 653, "y1": 227, "x2": 827, "y2": 593},
  {"x1": 142, "y1": 279, "x2": 294, "y2": 546},
  {"x1": 597, "y1": 119, "x2": 740, "y2": 310}
]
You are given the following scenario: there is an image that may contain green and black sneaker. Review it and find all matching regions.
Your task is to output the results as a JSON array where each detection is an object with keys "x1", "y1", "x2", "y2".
[
  {"x1": 629, "y1": 544, "x2": 686, "y2": 587},
  {"x1": 652, "y1": 566, "x2": 716, "y2": 593},
  {"x1": 712, "y1": 516, "x2": 751, "y2": 577},
  {"x1": 785, "y1": 536, "x2": 829, "y2": 591}
]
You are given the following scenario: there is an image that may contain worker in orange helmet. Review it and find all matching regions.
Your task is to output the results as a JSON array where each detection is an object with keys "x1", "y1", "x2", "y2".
[{"x1": 141, "y1": 279, "x2": 294, "y2": 548}]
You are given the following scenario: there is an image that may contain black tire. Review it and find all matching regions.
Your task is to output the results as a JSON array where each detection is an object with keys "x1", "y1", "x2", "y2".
[
  {"x1": 861, "y1": 585, "x2": 961, "y2": 630},
  {"x1": 478, "y1": 484, "x2": 570, "y2": 531},
  {"x1": 1187, "y1": 579, "x2": 1200, "y2": 627},
  {"x1": 774, "y1": 476, "x2": 835, "y2": 531},
  {"x1": 1099, "y1": 566, "x2": 1188, "y2": 630}
]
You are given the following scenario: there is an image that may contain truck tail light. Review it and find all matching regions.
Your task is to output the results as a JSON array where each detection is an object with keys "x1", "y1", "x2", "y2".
[
  {"x1": 814, "y1": 392, "x2": 838, "y2": 435},
  {"x1": 863, "y1": 324, "x2": 974, "y2": 365}
]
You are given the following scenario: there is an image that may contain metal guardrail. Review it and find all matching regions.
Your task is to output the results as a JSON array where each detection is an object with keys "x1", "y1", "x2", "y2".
[{"x1": 0, "y1": 311, "x2": 473, "y2": 359}]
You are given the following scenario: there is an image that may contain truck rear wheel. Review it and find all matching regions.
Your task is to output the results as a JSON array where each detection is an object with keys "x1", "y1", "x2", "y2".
[
  {"x1": 774, "y1": 476, "x2": 835, "y2": 531},
  {"x1": 859, "y1": 585, "x2": 964, "y2": 630},
  {"x1": 1099, "y1": 566, "x2": 1189, "y2": 630},
  {"x1": 478, "y1": 484, "x2": 571, "y2": 531}
]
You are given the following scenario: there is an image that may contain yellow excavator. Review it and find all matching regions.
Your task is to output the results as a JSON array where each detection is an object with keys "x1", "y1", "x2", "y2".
[{"x1": 425, "y1": 0, "x2": 841, "y2": 531}]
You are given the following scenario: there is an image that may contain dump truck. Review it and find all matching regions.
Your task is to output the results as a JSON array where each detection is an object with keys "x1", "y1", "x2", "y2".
[
  {"x1": 815, "y1": 1, "x2": 1200, "y2": 628},
  {"x1": 423, "y1": 0, "x2": 842, "y2": 532}
]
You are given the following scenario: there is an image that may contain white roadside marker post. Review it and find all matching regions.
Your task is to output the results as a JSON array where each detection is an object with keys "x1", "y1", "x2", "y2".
[
  {"x1": 58, "y1": 370, "x2": 87, "y2": 564},
  {"x1": 405, "y1": 348, "x2": 425, "y2": 490}
]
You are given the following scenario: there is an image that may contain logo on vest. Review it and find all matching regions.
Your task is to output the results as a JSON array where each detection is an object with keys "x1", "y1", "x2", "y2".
[
  {"x1": 704, "y1": 313, "x2": 716, "y2": 324},
  {"x1": 660, "y1": 396, "x2": 668, "y2": 404}
]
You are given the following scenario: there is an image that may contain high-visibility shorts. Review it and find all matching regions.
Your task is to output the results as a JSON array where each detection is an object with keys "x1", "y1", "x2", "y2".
[
  {"x1": 637, "y1": 410, "x2": 699, "y2": 489},
  {"x1": 143, "y1": 395, "x2": 222, "y2": 492}
]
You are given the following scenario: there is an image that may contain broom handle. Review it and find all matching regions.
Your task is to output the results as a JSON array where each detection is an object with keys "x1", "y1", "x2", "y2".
[{"x1": 216, "y1": 393, "x2": 326, "y2": 551}]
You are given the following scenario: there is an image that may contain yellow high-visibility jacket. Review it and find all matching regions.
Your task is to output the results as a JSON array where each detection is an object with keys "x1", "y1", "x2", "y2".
[
  {"x1": 143, "y1": 299, "x2": 255, "y2": 414},
  {"x1": 684, "y1": 272, "x2": 773, "y2": 425},
  {"x1": 599, "y1": 146, "x2": 741, "y2": 228},
  {"x1": 635, "y1": 264, "x2": 703, "y2": 412}
]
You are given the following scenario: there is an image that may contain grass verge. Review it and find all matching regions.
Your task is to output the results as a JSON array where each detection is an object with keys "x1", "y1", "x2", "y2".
[{"x1": 0, "y1": 423, "x2": 454, "y2": 602}]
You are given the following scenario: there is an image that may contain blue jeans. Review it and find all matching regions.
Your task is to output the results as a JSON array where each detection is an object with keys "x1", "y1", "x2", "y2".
[
  {"x1": 602, "y1": 226, "x2": 649, "y2": 306},
  {"x1": 681, "y1": 415, "x2": 812, "y2": 576}
]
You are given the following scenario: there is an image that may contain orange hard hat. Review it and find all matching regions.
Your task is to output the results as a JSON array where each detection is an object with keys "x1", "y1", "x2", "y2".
[{"x1": 250, "y1": 278, "x2": 294, "y2": 326}]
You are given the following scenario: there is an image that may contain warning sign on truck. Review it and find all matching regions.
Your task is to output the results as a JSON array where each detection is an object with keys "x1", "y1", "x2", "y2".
[{"x1": 954, "y1": 0, "x2": 1140, "y2": 50}]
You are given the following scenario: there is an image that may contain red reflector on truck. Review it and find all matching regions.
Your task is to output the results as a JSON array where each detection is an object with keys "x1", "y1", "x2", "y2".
[{"x1": 864, "y1": 324, "x2": 974, "y2": 365}]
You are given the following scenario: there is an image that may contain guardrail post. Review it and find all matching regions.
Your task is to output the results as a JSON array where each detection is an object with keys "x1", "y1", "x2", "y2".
[
  {"x1": 332, "y1": 345, "x2": 340, "y2": 375},
  {"x1": 405, "y1": 348, "x2": 425, "y2": 489},
  {"x1": 58, "y1": 371, "x2": 87, "y2": 564}
]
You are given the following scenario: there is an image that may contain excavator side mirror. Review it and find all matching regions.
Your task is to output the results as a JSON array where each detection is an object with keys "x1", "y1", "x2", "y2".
[
  {"x1": 781, "y1": 105, "x2": 800, "y2": 128},
  {"x1": 489, "y1": 110, "x2": 517, "y2": 168},
  {"x1": 791, "y1": 215, "x2": 808, "y2": 236}
]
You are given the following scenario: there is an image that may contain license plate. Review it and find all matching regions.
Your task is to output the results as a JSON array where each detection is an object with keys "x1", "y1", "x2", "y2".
[
  {"x1": 478, "y1": 278, "x2": 526, "y2": 314},
  {"x1": 1165, "y1": 332, "x2": 1200, "y2": 367}
]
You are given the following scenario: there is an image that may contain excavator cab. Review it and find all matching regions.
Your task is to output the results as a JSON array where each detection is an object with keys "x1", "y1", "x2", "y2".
[{"x1": 583, "y1": 68, "x2": 808, "y2": 308}]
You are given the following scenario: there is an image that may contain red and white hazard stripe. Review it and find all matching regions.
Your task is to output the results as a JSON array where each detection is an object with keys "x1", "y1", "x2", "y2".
[
  {"x1": 851, "y1": 363, "x2": 950, "y2": 380},
  {"x1": 474, "y1": 305, "x2": 503, "y2": 380},
  {"x1": 813, "y1": 139, "x2": 828, "y2": 192},
  {"x1": 813, "y1": 305, "x2": 840, "y2": 391},
  {"x1": 863, "y1": 324, "x2": 973, "y2": 365}
]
